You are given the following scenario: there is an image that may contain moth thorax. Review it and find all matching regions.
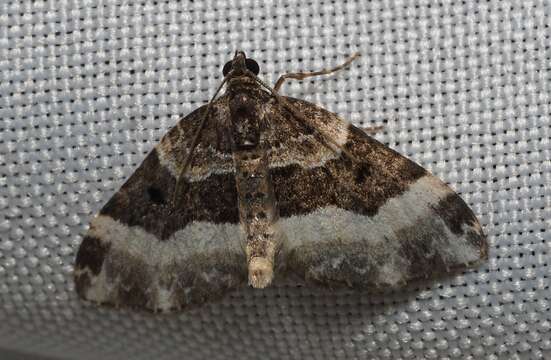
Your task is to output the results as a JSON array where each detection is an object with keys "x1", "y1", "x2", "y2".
[{"x1": 230, "y1": 92, "x2": 262, "y2": 151}]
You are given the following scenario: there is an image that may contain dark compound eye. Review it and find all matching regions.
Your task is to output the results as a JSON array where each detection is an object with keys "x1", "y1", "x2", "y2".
[
  {"x1": 222, "y1": 57, "x2": 260, "y2": 77},
  {"x1": 245, "y1": 58, "x2": 259, "y2": 75},
  {"x1": 222, "y1": 60, "x2": 233, "y2": 77}
]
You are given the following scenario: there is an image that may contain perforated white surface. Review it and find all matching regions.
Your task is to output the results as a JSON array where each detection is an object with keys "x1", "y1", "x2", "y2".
[{"x1": 1, "y1": 0, "x2": 550, "y2": 359}]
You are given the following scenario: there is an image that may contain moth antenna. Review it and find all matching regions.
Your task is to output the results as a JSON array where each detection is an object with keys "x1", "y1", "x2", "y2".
[
  {"x1": 171, "y1": 72, "x2": 233, "y2": 205},
  {"x1": 273, "y1": 52, "x2": 360, "y2": 92},
  {"x1": 361, "y1": 125, "x2": 385, "y2": 135}
]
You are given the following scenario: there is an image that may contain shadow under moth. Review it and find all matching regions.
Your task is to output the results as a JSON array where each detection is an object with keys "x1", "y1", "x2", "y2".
[{"x1": 74, "y1": 51, "x2": 488, "y2": 312}]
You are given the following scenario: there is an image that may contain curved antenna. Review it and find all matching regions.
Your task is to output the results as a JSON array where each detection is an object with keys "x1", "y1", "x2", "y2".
[
  {"x1": 171, "y1": 72, "x2": 233, "y2": 205},
  {"x1": 273, "y1": 52, "x2": 360, "y2": 92}
]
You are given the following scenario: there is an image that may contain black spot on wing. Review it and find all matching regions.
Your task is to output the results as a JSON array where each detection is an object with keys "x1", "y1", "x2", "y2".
[
  {"x1": 99, "y1": 148, "x2": 239, "y2": 240},
  {"x1": 431, "y1": 193, "x2": 480, "y2": 235},
  {"x1": 147, "y1": 186, "x2": 165, "y2": 204},
  {"x1": 271, "y1": 153, "x2": 425, "y2": 219},
  {"x1": 355, "y1": 163, "x2": 372, "y2": 183}
]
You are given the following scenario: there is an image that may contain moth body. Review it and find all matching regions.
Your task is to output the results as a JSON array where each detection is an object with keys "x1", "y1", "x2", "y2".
[
  {"x1": 229, "y1": 94, "x2": 280, "y2": 287},
  {"x1": 74, "y1": 51, "x2": 488, "y2": 312}
]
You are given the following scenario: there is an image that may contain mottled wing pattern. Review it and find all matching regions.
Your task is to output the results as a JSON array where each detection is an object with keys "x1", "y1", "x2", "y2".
[
  {"x1": 74, "y1": 102, "x2": 247, "y2": 312},
  {"x1": 268, "y1": 97, "x2": 488, "y2": 288}
]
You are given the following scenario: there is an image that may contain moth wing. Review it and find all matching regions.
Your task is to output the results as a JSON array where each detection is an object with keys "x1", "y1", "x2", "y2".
[
  {"x1": 268, "y1": 97, "x2": 488, "y2": 288},
  {"x1": 74, "y1": 103, "x2": 247, "y2": 312}
]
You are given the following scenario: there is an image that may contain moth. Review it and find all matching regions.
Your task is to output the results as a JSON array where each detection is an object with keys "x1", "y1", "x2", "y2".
[{"x1": 74, "y1": 51, "x2": 488, "y2": 311}]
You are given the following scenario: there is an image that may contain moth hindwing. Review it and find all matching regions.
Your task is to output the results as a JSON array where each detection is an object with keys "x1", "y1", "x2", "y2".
[{"x1": 74, "y1": 51, "x2": 488, "y2": 312}]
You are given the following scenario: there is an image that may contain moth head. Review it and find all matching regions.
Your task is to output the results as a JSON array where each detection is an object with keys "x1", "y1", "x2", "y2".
[{"x1": 222, "y1": 51, "x2": 260, "y2": 77}]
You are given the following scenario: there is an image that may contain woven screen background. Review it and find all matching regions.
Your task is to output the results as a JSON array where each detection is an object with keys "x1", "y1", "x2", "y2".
[{"x1": 1, "y1": 0, "x2": 550, "y2": 359}]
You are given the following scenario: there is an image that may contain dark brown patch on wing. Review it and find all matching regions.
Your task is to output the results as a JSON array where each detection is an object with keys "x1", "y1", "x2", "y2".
[
  {"x1": 75, "y1": 235, "x2": 111, "y2": 275},
  {"x1": 430, "y1": 192, "x2": 488, "y2": 260},
  {"x1": 74, "y1": 272, "x2": 92, "y2": 299},
  {"x1": 267, "y1": 98, "x2": 427, "y2": 218},
  {"x1": 99, "y1": 148, "x2": 239, "y2": 240},
  {"x1": 344, "y1": 124, "x2": 428, "y2": 186},
  {"x1": 396, "y1": 217, "x2": 452, "y2": 279},
  {"x1": 398, "y1": 214, "x2": 487, "y2": 278},
  {"x1": 268, "y1": 98, "x2": 487, "y2": 288},
  {"x1": 271, "y1": 160, "x2": 389, "y2": 218},
  {"x1": 74, "y1": 235, "x2": 111, "y2": 300},
  {"x1": 262, "y1": 97, "x2": 330, "y2": 160},
  {"x1": 271, "y1": 163, "x2": 336, "y2": 217},
  {"x1": 164, "y1": 104, "x2": 234, "y2": 159},
  {"x1": 103, "y1": 251, "x2": 154, "y2": 309},
  {"x1": 431, "y1": 193, "x2": 479, "y2": 235},
  {"x1": 116, "y1": 276, "x2": 150, "y2": 309}
]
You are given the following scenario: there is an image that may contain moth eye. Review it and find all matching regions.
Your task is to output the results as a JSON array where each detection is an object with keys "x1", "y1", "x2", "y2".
[
  {"x1": 245, "y1": 58, "x2": 259, "y2": 75},
  {"x1": 147, "y1": 186, "x2": 165, "y2": 204},
  {"x1": 222, "y1": 60, "x2": 233, "y2": 76},
  {"x1": 223, "y1": 58, "x2": 259, "y2": 76}
]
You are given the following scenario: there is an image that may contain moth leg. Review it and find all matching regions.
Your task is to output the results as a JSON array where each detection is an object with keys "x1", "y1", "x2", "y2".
[
  {"x1": 361, "y1": 125, "x2": 385, "y2": 135},
  {"x1": 273, "y1": 53, "x2": 361, "y2": 92}
]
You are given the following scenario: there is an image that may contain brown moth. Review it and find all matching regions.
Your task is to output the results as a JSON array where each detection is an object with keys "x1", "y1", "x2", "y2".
[{"x1": 74, "y1": 51, "x2": 488, "y2": 311}]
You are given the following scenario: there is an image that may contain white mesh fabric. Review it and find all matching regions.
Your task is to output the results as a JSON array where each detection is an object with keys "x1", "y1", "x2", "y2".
[{"x1": 1, "y1": 0, "x2": 550, "y2": 359}]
